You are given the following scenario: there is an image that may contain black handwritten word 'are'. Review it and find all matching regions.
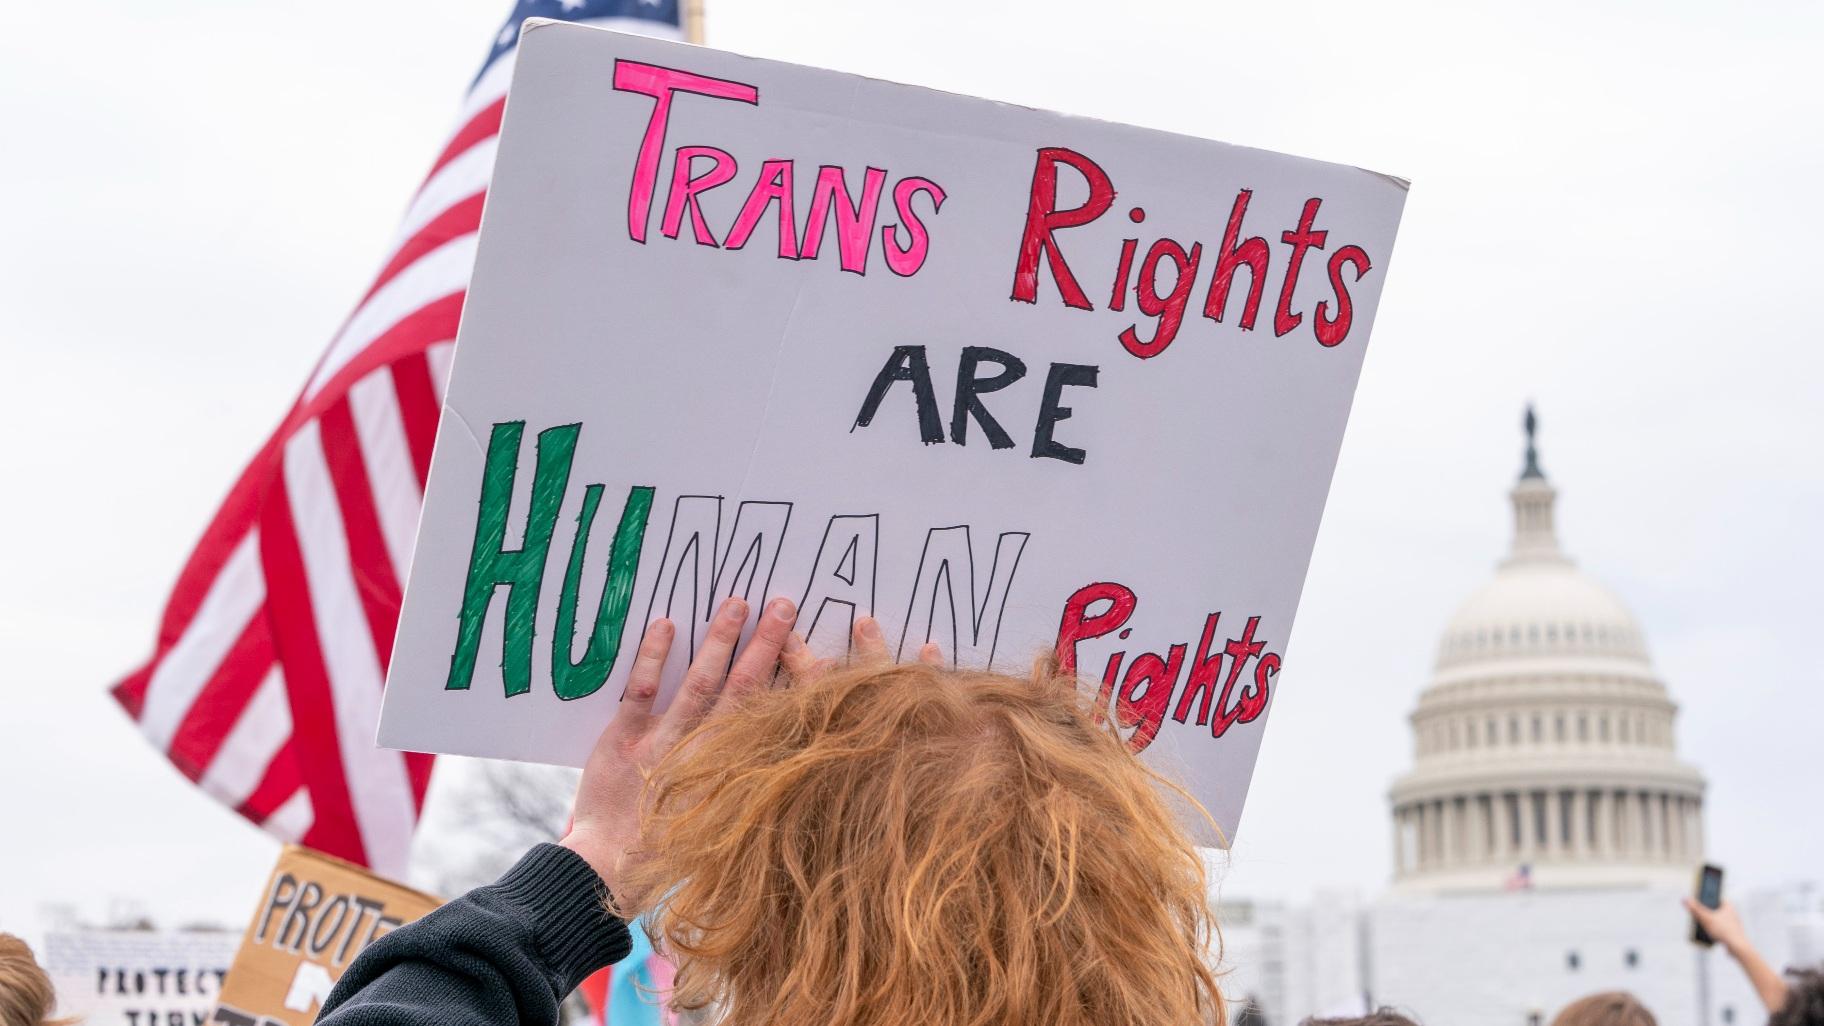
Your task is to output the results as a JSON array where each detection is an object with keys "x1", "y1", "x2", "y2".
[{"x1": 851, "y1": 345, "x2": 1099, "y2": 465}]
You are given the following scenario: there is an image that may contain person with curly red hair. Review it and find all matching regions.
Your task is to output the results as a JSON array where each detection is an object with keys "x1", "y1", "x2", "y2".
[{"x1": 319, "y1": 597, "x2": 1225, "y2": 1026}]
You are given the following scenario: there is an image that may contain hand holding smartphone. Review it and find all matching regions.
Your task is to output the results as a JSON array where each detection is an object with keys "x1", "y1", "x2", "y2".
[{"x1": 1692, "y1": 863, "x2": 1724, "y2": 946}]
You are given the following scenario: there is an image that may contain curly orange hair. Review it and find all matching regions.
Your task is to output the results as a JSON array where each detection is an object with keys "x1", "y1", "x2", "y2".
[{"x1": 623, "y1": 657, "x2": 1224, "y2": 1026}]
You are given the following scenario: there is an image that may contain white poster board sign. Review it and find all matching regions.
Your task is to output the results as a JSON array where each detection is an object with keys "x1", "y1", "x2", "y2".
[
  {"x1": 44, "y1": 930, "x2": 239, "y2": 1026},
  {"x1": 380, "y1": 20, "x2": 1406, "y2": 841}
]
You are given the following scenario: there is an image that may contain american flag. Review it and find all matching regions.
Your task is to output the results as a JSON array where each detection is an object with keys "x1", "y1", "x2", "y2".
[{"x1": 111, "y1": 0, "x2": 686, "y2": 878}]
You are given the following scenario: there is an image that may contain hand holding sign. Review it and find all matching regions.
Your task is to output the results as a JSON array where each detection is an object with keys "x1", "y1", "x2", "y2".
[
  {"x1": 379, "y1": 21, "x2": 1407, "y2": 842},
  {"x1": 564, "y1": 602, "x2": 943, "y2": 901},
  {"x1": 563, "y1": 597, "x2": 788, "y2": 899}
]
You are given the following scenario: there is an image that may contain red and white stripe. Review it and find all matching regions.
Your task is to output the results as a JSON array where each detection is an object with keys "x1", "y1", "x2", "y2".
[{"x1": 112, "y1": 14, "x2": 677, "y2": 876}]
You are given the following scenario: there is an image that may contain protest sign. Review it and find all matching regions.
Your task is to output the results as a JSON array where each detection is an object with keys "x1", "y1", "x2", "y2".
[
  {"x1": 209, "y1": 846, "x2": 440, "y2": 1026},
  {"x1": 379, "y1": 20, "x2": 1407, "y2": 840},
  {"x1": 44, "y1": 930, "x2": 239, "y2": 1026}
]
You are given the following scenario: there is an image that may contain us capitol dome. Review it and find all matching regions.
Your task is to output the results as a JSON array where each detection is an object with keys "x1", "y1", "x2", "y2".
[{"x1": 1390, "y1": 409, "x2": 1707, "y2": 893}]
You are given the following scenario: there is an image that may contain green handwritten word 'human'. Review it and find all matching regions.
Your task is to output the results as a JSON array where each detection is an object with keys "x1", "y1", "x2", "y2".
[{"x1": 445, "y1": 421, "x2": 654, "y2": 700}]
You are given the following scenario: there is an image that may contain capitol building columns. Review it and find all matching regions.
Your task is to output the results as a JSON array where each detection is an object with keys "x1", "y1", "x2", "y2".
[
  {"x1": 1567, "y1": 794, "x2": 1582, "y2": 857},
  {"x1": 1391, "y1": 782, "x2": 1715, "y2": 879},
  {"x1": 1390, "y1": 777, "x2": 1708, "y2": 881},
  {"x1": 1389, "y1": 410, "x2": 1707, "y2": 893}
]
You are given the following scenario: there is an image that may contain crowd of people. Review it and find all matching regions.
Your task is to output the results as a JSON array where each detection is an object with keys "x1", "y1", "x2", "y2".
[{"x1": 3, "y1": 605, "x2": 1819, "y2": 1026}]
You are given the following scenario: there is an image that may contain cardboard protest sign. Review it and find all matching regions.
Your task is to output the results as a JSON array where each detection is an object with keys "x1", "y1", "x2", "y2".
[
  {"x1": 380, "y1": 20, "x2": 1407, "y2": 840},
  {"x1": 210, "y1": 846, "x2": 440, "y2": 1026},
  {"x1": 44, "y1": 930, "x2": 240, "y2": 1026}
]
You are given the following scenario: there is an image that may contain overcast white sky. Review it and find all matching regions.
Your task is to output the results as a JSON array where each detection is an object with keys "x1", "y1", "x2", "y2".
[{"x1": 2, "y1": 0, "x2": 1819, "y2": 944}]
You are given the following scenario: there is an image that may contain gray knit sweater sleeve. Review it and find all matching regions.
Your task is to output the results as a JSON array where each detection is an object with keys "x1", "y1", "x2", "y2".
[{"x1": 316, "y1": 844, "x2": 634, "y2": 1026}]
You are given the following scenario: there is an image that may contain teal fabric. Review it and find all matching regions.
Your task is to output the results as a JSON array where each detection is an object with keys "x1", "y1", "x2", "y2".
[{"x1": 607, "y1": 922, "x2": 665, "y2": 1026}]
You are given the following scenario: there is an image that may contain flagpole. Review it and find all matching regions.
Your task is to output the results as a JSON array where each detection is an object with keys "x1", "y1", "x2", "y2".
[{"x1": 685, "y1": 0, "x2": 705, "y2": 43}]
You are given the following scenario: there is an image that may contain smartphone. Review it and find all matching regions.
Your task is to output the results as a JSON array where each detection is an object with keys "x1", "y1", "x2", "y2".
[{"x1": 1692, "y1": 863, "x2": 1724, "y2": 946}]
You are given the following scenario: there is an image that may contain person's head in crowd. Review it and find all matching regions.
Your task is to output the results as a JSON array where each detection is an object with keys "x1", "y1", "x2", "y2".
[
  {"x1": 0, "y1": 934, "x2": 68, "y2": 1026},
  {"x1": 620, "y1": 653, "x2": 1224, "y2": 1026},
  {"x1": 1301, "y1": 1009, "x2": 1421, "y2": 1026},
  {"x1": 1771, "y1": 968, "x2": 1824, "y2": 1026},
  {"x1": 1552, "y1": 991, "x2": 1656, "y2": 1026}
]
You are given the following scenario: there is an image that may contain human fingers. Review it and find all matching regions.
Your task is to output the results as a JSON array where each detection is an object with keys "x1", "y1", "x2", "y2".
[
  {"x1": 1682, "y1": 897, "x2": 1729, "y2": 934},
  {"x1": 656, "y1": 596, "x2": 748, "y2": 744},
  {"x1": 852, "y1": 615, "x2": 890, "y2": 663},
  {"x1": 604, "y1": 619, "x2": 673, "y2": 747},
  {"x1": 917, "y1": 641, "x2": 944, "y2": 667},
  {"x1": 779, "y1": 631, "x2": 816, "y2": 676},
  {"x1": 780, "y1": 632, "x2": 841, "y2": 682},
  {"x1": 565, "y1": 619, "x2": 674, "y2": 896},
  {"x1": 1684, "y1": 897, "x2": 1728, "y2": 918},
  {"x1": 721, "y1": 597, "x2": 796, "y2": 704},
  {"x1": 1712, "y1": 901, "x2": 1746, "y2": 933}
]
